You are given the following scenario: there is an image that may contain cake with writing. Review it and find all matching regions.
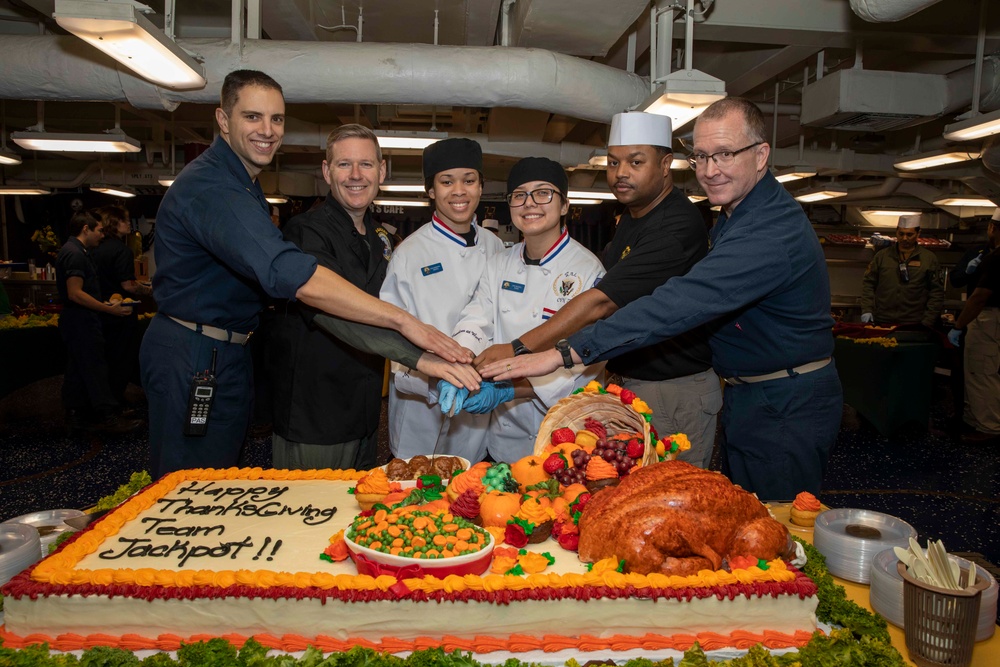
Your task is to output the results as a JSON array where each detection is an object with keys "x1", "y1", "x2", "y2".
[{"x1": 1, "y1": 468, "x2": 818, "y2": 658}]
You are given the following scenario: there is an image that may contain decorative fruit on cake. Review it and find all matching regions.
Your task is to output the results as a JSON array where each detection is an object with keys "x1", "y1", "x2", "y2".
[
  {"x1": 481, "y1": 462, "x2": 519, "y2": 493},
  {"x1": 480, "y1": 490, "x2": 522, "y2": 527},
  {"x1": 510, "y1": 454, "x2": 550, "y2": 491},
  {"x1": 578, "y1": 460, "x2": 794, "y2": 576}
]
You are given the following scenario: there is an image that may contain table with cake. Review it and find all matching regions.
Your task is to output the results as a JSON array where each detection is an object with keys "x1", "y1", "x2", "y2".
[{"x1": 1, "y1": 384, "x2": 997, "y2": 666}]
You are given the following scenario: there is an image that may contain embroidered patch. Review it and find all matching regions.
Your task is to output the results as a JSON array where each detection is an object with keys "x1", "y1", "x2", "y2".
[
  {"x1": 552, "y1": 272, "x2": 584, "y2": 299},
  {"x1": 421, "y1": 263, "x2": 444, "y2": 276},
  {"x1": 375, "y1": 227, "x2": 393, "y2": 261},
  {"x1": 542, "y1": 307, "x2": 556, "y2": 320},
  {"x1": 620, "y1": 245, "x2": 631, "y2": 260},
  {"x1": 502, "y1": 280, "x2": 525, "y2": 293}
]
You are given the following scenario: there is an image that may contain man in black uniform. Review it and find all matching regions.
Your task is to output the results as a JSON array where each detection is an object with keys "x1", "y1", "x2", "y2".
[
  {"x1": 475, "y1": 112, "x2": 720, "y2": 468},
  {"x1": 55, "y1": 212, "x2": 139, "y2": 433},
  {"x1": 270, "y1": 124, "x2": 394, "y2": 470}
]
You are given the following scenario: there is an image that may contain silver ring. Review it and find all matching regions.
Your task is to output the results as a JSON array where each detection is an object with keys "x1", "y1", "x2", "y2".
[{"x1": 506, "y1": 363, "x2": 512, "y2": 372}]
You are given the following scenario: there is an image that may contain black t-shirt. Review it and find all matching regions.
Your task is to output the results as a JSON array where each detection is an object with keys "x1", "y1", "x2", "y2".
[
  {"x1": 978, "y1": 248, "x2": 1000, "y2": 308},
  {"x1": 596, "y1": 187, "x2": 713, "y2": 380},
  {"x1": 55, "y1": 237, "x2": 101, "y2": 306},
  {"x1": 89, "y1": 237, "x2": 136, "y2": 301}
]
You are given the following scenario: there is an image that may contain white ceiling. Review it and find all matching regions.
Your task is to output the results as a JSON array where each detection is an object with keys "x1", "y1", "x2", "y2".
[{"x1": 0, "y1": 0, "x2": 998, "y2": 216}]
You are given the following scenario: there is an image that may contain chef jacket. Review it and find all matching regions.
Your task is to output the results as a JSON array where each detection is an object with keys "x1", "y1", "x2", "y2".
[
  {"x1": 860, "y1": 244, "x2": 944, "y2": 327},
  {"x1": 453, "y1": 229, "x2": 606, "y2": 462}
]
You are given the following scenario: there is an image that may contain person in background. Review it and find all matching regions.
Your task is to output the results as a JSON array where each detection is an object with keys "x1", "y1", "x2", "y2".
[
  {"x1": 473, "y1": 112, "x2": 720, "y2": 469},
  {"x1": 948, "y1": 221, "x2": 1000, "y2": 444},
  {"x1": 90, "y1": 205, "x2": 151, "y2": 406},
  {"x1": 860, "y1": 214, "x2": 944, "y2": 328},
  {"x1": 380, "y1": 138, "x2": 505, "y2": 461},
  {"x1": 56, "y1": 212, "x2": 140, "y2": 434},
  {"x1": 482, "y1": 97, "x2": 842, "y2": 499},
  {"x1": 141, "y1": 69, "x2": 474, "y2": 479},
  {"x1": 439, "y1": 157, "x2": 606, "y2": 462}
]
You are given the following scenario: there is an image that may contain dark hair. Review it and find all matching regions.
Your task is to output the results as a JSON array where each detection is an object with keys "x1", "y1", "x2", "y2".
[
  {"x1": 92, "y1": 205, "x2": 130, "y2": 240},
  {"x1": 697, "y1": 97, "x2": 767, "y2": 145},
  {"x1": 220, "y1": 70, "x2": 283, "y2": 116},
  {"x1": 326, "y1": 124, "x2": 382, "y2": 163},
  {"x1": 68, "y1": 212, "x2": 100, "y2": 237}
]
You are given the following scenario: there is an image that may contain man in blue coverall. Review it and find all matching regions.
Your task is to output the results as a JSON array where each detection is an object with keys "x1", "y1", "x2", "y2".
[
  {"x1": 141, "y1": 70, "x2": 476, "y2": 479},
  {"x1": 483, "y1": 97, "x2": 842, "y2": 499}
]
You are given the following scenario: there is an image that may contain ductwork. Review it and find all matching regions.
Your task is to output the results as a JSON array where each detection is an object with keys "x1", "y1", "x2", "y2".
[
  {"x1": 849, "y1": 0, "x2": 945, "y2": 23},
  {"x1": 0, "y1": 35, "x2": 650, "y2": 122}
]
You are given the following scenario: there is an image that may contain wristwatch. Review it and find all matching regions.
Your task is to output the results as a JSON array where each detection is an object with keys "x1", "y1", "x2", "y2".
[
  {"x1": 555, "y1": 339, "x2": 574, "y2": 369},
  {"x1": 511, "y1": 337, "x2": 531, "y2": 356}
]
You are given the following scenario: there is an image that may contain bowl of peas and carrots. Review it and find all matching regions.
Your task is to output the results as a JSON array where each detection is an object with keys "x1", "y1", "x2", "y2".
[{"x1": 345, "y1": 506, "x2": 495, "y2": 577}]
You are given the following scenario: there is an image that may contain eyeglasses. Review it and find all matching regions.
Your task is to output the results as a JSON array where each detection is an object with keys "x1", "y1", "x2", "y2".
[
  {"x1": 507, "y1": 188, "x2": 560, "y2": 207},
  {"x1": 686, "y1": 142, "x2": 762, "y2": 168}
]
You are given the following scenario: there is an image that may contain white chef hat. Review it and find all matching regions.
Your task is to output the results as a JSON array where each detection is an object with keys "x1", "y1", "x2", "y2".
[
  {"x1": 898, "y1": 214, "x2": 922, "y2": 229},
  {"x1": 608, "y1": 112, "x2": 672, "y2": 150},
  {"x1": 991, "y1": 207, "x2": 1000, "y2": 222}
]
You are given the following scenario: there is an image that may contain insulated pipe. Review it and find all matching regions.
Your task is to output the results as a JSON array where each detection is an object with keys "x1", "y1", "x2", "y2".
[
  {"x1": 850, "y1": 0, "x2": 945, "y2": 23},
  {"x1": 0, "y1": 35, "x2": 650, "y2": 122}
]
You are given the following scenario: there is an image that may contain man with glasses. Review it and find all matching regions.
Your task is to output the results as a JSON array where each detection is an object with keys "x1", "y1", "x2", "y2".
[
  {"x1": 483, "y1": 97, "x2": 842, "y2": 499},
  {"x1": 860, "y1": 214, "x2": 943, "y2": 328},
  {"x1": 474, "y1": 112, "x2": 720, "y2": 469}
]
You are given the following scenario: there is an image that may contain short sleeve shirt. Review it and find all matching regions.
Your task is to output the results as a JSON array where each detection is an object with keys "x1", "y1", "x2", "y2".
[
  {"x1": 90, "y1": 237, "x2": 135, "y2": 301},
  {"x1": 55, "y1": 237, "x2": 100, "y2": 306},
  {"x1": 977, "y1": 248, "x2": 1000, "y2": 307}
]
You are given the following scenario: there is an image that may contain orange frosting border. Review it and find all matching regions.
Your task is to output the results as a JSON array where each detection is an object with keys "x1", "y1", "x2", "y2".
[
  {"x1": 29, "y1": 467, "x2": 802, "y2": 594},
  {"x1": 0, "y1": 627, "x2": 819, "y2": 654}
]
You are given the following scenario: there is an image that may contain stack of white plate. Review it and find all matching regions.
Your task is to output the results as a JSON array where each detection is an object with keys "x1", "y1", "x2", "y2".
[
  {"x1": 3, "y1": 509, "x2": 84, "y2": 558},
  {"x1": 813, "y1": 508, "x2": 917, "y2": 584},
  {"x1": 870, "y1": 548, "x2": 998, "y2": 642},
  {"x1": 0, "y1": 522, "x2": 42, "y2": 588}
]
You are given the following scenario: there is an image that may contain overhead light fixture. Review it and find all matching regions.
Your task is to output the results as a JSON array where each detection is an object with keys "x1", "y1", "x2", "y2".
[
  {"x1": 373, "y1": 198, "x2": 430, "y2": 207},
  {"x1": 670, "y1": 158, "x2": 690, "y2": 171},
  {"x1": 688, "y1": 194, "x2": 707, "y2": 202},
  {"x1": 709, "y1": 205, "x2": 721, "y2": 212},
  {"x1": 380, "y1": 183, "x2": 426, "y2": 193},
  {"x1": 932, "y1": 195, "x2": 995, "y2": 207},
  {"x1": 586, "y1": 153, "x2": 688, "y2": 171},
  {"x1": 265, "y1": 193, "x2": 289, "y2": 204},
  {"x1": 568, "y1": 198, "x2": 602, "y2": 205},
  {"x1": 12, "y1": 131, "x2": 141, "y2": 153},
  {"x1": 774, "y1": 166, "x2": 817, "y2": 183},
  {"x1": 374, "y1": 132, "x2": 447, "y2": 150},
  {"x1": 157, "y1": 175, "x2": 176, "y2": 187},
  {"x1": 0, "y1": 186, "x2": 51, "y2": 195},
  {"x1": 53, "y1": 0, "x2": 206, "y2": 89},
  {"x1": 641, "y1": 69, "x2": 727, "y2": 130},
  {"x1": 943, "y1": 108, "x2": 1000, "y2": 142},
  {"x1": 0, "y1": 102, "x2": 20, "y2": 165},
  {"x1": 894, "y1": 149, "x2": 981, "y2": 171},
  {"x1": 865, "y1": 209, "x2": 922, "y2": 216},
  {"x1": 567, "y1": 190, "x2": 616, "y2": 201},
  {"x1": 860, "y1": 209, "x2": 924, "y2": 228},
  {"x1": 90, "y1": 184, "x2": 137, "y2": 198},
  {"x1": 588, "y1": 151, "x2": 607, "y2": 167},
  {"x1": 0, "y1": 148, "x2": 20, "y2": 166},
  {"x1": 794, "y1": 186, "x2": 848, "y2": 203}
]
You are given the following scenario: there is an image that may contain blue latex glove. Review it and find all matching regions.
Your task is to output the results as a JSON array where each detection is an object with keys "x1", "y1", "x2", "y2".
[
  {"x1": 947, "y1": 328, "x2": 962, "y2": 347},
  {"x1": 860, "y1": 313, "x2": 874, "y2": 324},
  {"x1": 966, "y1": 255, "x2": 982, "y2": 273},
  {"x1": 437, "y1": 380, "x2": 469, "y2": 415},
  {"x1": 461, "y1": 381, "x2": 516, "y2": 414}
]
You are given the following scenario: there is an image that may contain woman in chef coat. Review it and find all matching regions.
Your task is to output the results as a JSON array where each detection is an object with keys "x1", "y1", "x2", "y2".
[{"x1": 442, "y1": 157, "x2": 606, "y2": 463}]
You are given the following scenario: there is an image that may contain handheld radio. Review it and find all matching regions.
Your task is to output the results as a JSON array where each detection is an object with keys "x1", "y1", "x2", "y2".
[{"x1": 183, "y1": 348, "x2": 217, "y2": 437}]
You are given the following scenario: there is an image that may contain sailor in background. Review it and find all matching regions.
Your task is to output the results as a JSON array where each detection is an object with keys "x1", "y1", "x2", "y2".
[{"x1": 380, "y1": 138, "x2": 504, "y2": 461}]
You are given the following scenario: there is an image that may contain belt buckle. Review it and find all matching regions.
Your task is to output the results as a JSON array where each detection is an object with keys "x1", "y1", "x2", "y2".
[{"x1": 242, "y1": 330, "x2": 254, "y2": 347}]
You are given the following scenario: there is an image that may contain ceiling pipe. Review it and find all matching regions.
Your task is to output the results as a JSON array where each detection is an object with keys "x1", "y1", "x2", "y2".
[
  {"x1": 0, "y1": 35, "x2": 650, "y2": 123},
  {"x1": 849, "y1": 0, "x2": 946, "y2": 23}
]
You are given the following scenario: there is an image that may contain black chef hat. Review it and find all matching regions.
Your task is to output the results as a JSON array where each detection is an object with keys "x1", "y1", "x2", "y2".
[
  {"x1": 422, "y1": 138, "x2": 483, "y2": 180},
  {"x1": 507, "y1": 157, "x2": 568, "y2": 196}
]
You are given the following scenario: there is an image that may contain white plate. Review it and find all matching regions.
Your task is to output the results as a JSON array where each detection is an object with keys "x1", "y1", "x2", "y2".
[
  {"x1": 4, "y1": 509, "x2": 85, "y2": 558},
  {"x1": 345, "y1": 524, "x2": 493, "y2": 577},
  {"x1": 379, "y1": 455, "x2": 471, "y2": 488}
]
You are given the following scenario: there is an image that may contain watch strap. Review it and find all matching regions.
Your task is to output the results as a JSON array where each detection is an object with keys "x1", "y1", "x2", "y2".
[
  {"x1": 556, "y1": 339, "x2": 574, "y2": 369},
  {"x1": 511, "y1": 337, "x2": 531, "y2": 356}
]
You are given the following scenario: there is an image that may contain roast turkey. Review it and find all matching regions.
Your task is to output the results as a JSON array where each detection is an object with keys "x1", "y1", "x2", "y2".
[{"x1": 578, "y1": 460, "x2": 792, "y2": 575}]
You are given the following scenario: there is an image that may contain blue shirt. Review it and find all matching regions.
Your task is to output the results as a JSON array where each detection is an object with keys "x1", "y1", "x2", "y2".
[
  {"x1": 152, "y1": 136, "x2": 317, "y2": 332},
  {"x1": 55, "y1": 237, "x2": 101, "y2": 306},
  {"x1": 570, "y1": 171, "x2": 834, "y2": 377}
]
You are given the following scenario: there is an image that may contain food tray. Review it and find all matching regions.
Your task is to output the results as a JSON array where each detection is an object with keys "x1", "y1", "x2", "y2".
[
  {"x1": 813, "y1": 508, "x2": 916, "y2": 584},
  {"x1": 379, "y1": 455, "x2": 471, "y2": 488},
  {"x1": 344, "y1": 529, "x2": 493, "y2": 578},
  {"x1": 0, "y1": 522, "x2": 42, "y2": 587},
  {"x1": 824, "y1": 234, "x2": 868, "y2": 247},
  {"x1": 3, "y1": 509, "x2": 85, "y2": 558}
]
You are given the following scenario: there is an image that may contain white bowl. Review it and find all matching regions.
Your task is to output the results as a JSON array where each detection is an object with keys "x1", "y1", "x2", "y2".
[
  {"x1": 345, "y1": 524, "x2": 493, "y2": 578},
  {"x1": 379, "y1": 455, "x2": 471, "y2": 489}
]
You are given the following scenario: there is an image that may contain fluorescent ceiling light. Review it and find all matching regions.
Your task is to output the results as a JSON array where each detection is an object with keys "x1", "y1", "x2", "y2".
[
  {"x1": 709, "y1": 205, "x2": 721, "y2": 211},
  {"x1": 157, "y1": 175, "x2": 175, "y2": 187},
  {"x1": 670, "y1": 158, "x2": 690, "y2": 171},
  {"x1": 568, "y1": 198, "x2": 602, "y2": 205},
  {"x1": 0, "y1": 186, "x2": 51, "y2": 195},
  {"x1": 12, "y1": 131, "x2": 141, "y2": 153},
  {"x1": 794, "y1": 187, "x2": 848, "y2": 203},
  {"x1": 865, "y1": 209, "x2": 922, "y2": 216},
  {"x1": 90, "y1": 184, "x2": 136, "y2": 198},
  {"x1": 373, "y1": 198, "x2": 430, "y2": 207},
  {"x1": 567, "y1": 190, "x2": 616, "y2": 200},
  {"x1": 641, "y1": 69, "x2": 727, "y2": 130},
  {"x1": 265, "y1": 193, "x2": 289, "y2": 204},
  {"x1": 932, "y1": 195, "x2": 995, "y2": 207},
  {"x1": 374, "y1": 133, "x2": 446, "y2": 150},
  {"x1": 688, "y1": 194, "x2": 707, "y2": 202},
  {"x1": 774, "y1": 167, "x2": 817, "y2": 183},
  {"x1": 380, "y1": 183, "x2": 426, "y2": 193},
  {"x1": 894, "y1": 150, "x2": 981, "y2": 171},
  {"x1": 588, "y1": 151, "x2": 607, "y2": 167},
  {"x1": 860, "y1": 209, "x2": 924, "y2": 228},
  {"x1": 0, "y1": 148, "x2": 22, "y2": 166},
  {"x1": 586, "y1": 154, "x2": 688, "y2": 170},
  {"x1": 943, "y1": 108, "x2": 1000, "y2": 142},
  {"x1": 54, "y1": 0, "x2": 205, "y2": 89}
]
